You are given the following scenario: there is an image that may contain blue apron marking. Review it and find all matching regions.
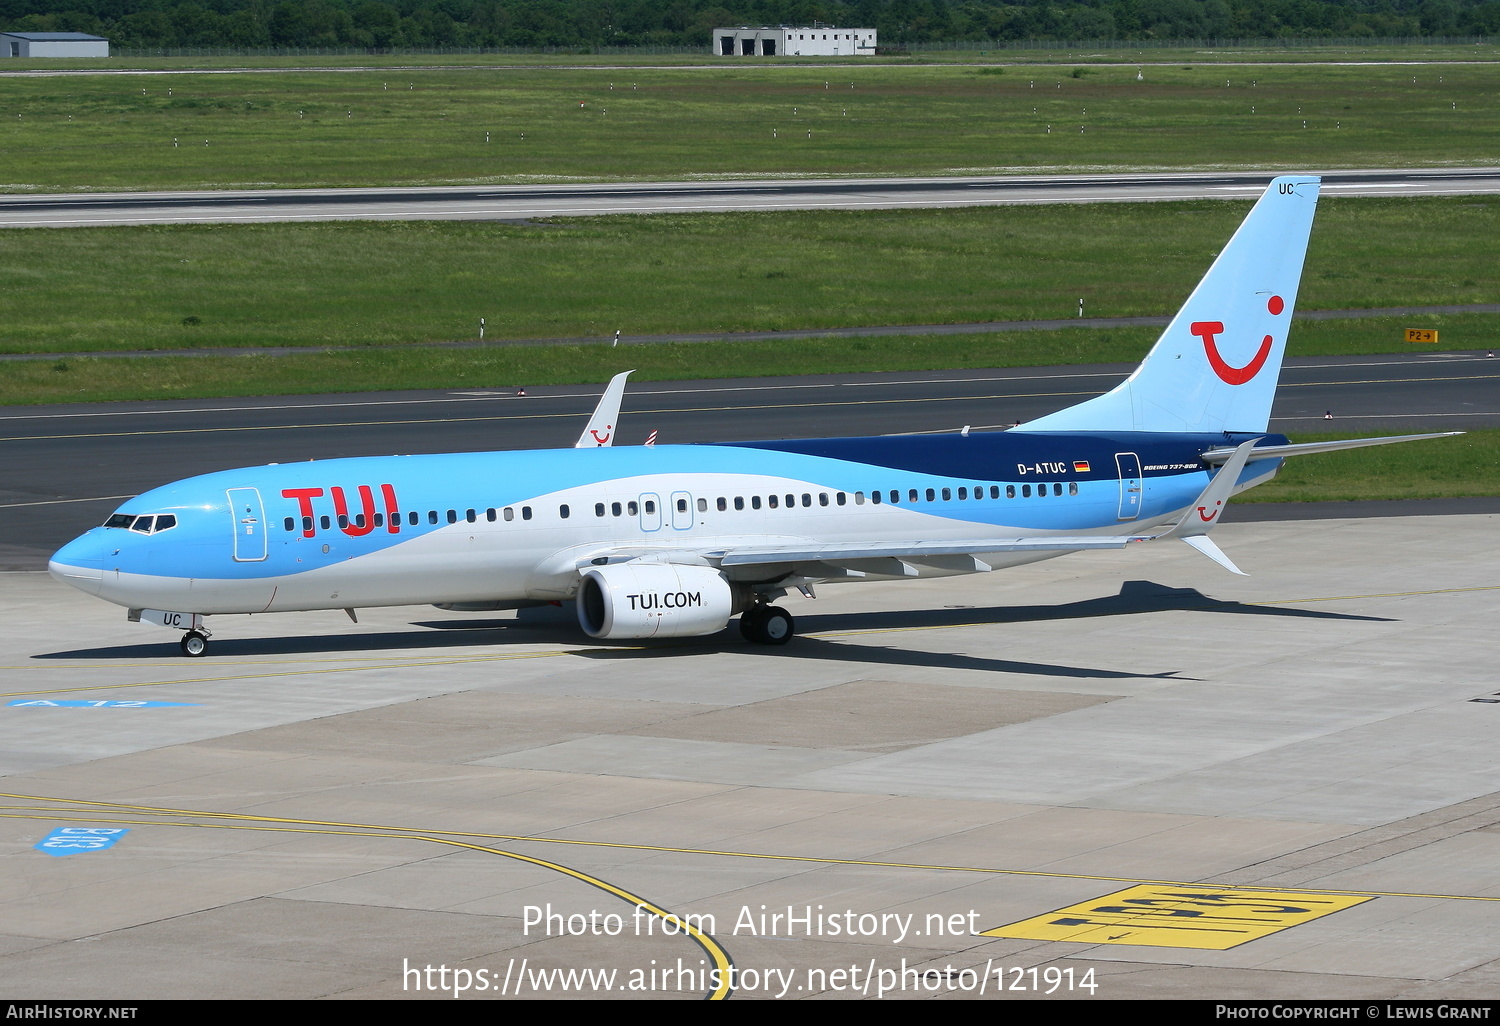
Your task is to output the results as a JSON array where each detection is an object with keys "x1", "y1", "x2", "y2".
[
  {"x1": 35, "y1": 827, "x2": 129, "y2": 857},
  {"x1": 8, "y1": 700, "x2": 199, "y2": 707}
]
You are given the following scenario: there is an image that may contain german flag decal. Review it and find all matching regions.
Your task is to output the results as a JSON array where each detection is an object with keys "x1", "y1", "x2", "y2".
[{"x1": 1073, "y1": 461, "x2": 1091, "y2": 473}]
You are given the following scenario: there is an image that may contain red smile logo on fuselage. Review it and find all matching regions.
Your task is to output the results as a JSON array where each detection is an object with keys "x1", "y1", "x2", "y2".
[{"x1": 1190, "y1": 295, "x2": 1285, "y2": 385}]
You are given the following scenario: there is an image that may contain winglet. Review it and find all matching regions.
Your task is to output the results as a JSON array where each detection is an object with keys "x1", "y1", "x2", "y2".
[
  {"x1": 1159, "y1": 436, "x2": 1260, "y2": 574},
  {"x1": 574, "y1": 370, "x2": 633, "y2": 448}
]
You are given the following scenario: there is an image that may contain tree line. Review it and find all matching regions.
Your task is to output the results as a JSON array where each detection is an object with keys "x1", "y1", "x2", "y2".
[{"x1": 2, "y1": 0, "x2": 1496, "y2": 50}]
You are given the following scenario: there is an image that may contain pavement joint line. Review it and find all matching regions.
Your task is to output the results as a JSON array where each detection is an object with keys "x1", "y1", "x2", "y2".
[{"x1": 3, "y1": 798, "x2": 1497, "y2": 906}]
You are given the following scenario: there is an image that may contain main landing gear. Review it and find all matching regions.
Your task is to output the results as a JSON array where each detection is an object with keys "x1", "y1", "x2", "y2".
[
  {"x1": 739, "y1": 604, "x2": 794, "y2": 645},
  {"x1": 179, "y1": 629, "x2": 210, "y2": 657}
]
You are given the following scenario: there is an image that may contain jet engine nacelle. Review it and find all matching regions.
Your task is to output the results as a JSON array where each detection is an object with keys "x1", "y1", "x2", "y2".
[{"x1": 577, "y1": 562, "x2": 733, "y2": 639}]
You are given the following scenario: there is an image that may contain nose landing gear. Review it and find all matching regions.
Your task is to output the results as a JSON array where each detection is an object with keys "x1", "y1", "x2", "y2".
[{"x1": 179, "y1": 628, "x2": 211, "y2": 657}]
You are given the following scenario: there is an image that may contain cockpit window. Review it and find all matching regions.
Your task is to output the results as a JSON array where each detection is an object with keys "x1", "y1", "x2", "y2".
[{"x1": 104, "y1": 513, "x2": 178, "y2": 534}]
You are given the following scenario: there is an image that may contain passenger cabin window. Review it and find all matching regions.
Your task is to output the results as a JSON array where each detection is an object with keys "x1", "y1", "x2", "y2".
[
  {"x1": 751, "y1": 496, "x2": 762, "y2": 509},
  {"x1": 503, "y1": 507, "x2": 514, "y2": 522},
  {"x1": 521, "y1": 506, "x2": 533, "y2": 521},
  {"x1": 559, "y1": 504, "x2": 570, "y2": 519},
  {"x1": 768, "y1": 495, "x2": 778, "y2": 509},
  {"x1": 595, "y1": 503, "x2": 606, "y2": 517},
  {"x1": 697, "y1": 498, "x2": 708, "y2": 513},
  {"x1": 628, "y1": 500, "x2": 638, "y2": 516}
]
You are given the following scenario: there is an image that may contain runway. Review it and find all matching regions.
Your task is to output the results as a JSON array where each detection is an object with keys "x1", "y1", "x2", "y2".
[
  {"x1": 4, "y1": 167, "x2": 1500, "y2": 227},
  {"x1": 2, "y1": 350, "x2": 1496, "y2": 571}
]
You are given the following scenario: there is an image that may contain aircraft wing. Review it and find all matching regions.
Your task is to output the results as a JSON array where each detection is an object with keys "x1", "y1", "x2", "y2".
[{"x1": 710, "y1": 535, "x2": 1151, "y2": 577}]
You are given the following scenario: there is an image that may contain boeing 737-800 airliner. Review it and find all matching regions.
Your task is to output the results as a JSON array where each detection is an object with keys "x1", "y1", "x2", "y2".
[{"x1": 49, "y1": 176, "x2": 1454, "y2": 655}]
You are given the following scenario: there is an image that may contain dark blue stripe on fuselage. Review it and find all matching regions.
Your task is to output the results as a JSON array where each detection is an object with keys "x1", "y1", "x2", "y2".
[{"x1": 717, "y1": 431, "x2": 1288, "y2": 481}]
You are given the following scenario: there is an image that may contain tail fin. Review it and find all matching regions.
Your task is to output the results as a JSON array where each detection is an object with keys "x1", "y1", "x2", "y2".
[{"x1": 1015, "y1": 175, "x2": 1320, "y2": 435}]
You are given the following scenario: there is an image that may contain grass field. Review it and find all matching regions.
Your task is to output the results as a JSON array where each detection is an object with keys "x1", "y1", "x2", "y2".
[
  {"x1": 1, "y1": 197, "x2": 1495, "y2": 358},
  {"x1": 3, "y1": 60, "x2": 1498, "y2": 191},
  {"x1": 6, "y1": 313, "x2": 1493, "y2": 407}
]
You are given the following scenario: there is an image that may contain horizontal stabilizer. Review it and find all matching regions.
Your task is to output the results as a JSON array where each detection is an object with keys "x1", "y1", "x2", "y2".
[
  {"x1": 1181, "y1": 535, "x2": 1247, "y2": 576},
  {"x1": 1201, "y1": 431, "x2": 1464, "y2": 463}
]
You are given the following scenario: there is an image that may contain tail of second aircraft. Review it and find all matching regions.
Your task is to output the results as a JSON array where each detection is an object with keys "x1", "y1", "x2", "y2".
[{"x1": 1016, "y1": 175, "x2": 1321, "y2": 435}]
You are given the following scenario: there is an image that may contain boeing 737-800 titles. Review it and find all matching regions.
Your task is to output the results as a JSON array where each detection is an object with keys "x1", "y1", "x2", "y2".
[{"x1": 49, "y1": 176, "x2": 1455, "y2": 655}]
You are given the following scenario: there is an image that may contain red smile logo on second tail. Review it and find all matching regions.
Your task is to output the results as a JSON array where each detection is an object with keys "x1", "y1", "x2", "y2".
[{"x1": 1191, "y1": 295, "x2": 1285, "y2": 385}]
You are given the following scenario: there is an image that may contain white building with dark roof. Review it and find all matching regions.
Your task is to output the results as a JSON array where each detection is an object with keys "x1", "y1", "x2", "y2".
[
  {"x1": 2, "y1": 32, "x2": 110, "y2": 58},
  {"x1": 714, "y1": 27, "x2": 875, "y2": 57}
]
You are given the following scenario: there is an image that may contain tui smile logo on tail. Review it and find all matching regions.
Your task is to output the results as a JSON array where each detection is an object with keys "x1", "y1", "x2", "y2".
[{"x1": 1191, "y1": 296, "x2": 1285, "y2": 385}]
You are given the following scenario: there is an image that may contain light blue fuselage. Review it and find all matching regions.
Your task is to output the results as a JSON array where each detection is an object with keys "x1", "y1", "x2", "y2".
[{"x1": 49, "y1": 430, "x2": 1283, "y2": 616}]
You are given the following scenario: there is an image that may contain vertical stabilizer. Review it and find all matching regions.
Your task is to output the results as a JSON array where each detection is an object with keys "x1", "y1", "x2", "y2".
[{"x1": 1015, "y1": 176, "x2": 1320, "y2": 434}]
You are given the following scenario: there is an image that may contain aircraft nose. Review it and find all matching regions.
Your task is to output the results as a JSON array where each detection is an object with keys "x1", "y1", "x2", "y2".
[{"x1": 49, "y1": 533, "x2": 110, "y2": 596}]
